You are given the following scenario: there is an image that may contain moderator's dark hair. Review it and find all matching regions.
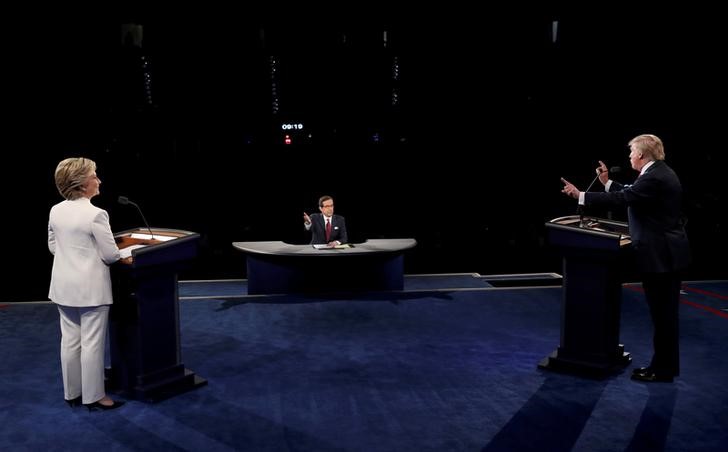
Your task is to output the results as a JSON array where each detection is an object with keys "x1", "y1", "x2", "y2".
[{"x1": 318, "y1": 195, "x2": 333, "y2": 207}]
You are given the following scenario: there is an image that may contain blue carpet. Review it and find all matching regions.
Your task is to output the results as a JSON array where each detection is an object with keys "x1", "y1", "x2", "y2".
[
  {"x1": 1, "y1": 279, "x2": 727, "y2": 451},
  {"x1": 179, "y1": 273, "x2": 494, "y2": 299},
  {"x1": 180, "y1": 279, "x2": 249, "y2": 298},
  {"x1": 403, "y1": 273, "x2": 494, "y2": 289}
]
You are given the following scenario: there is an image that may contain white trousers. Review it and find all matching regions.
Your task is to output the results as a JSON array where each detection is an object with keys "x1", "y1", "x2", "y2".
[{"x1": 57, "y1": 304, "x2": 109, "y2": 404}]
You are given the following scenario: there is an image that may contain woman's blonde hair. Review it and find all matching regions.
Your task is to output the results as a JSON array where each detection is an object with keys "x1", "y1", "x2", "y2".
[{"x1": 55, "y1": 157, "x2": 96, "y2": 200}]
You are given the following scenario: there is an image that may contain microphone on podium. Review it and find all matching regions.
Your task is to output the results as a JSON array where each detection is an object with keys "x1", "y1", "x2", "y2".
[
  {"x1": 579, "y1": 166, "x2": 621, "y2": 225},
  {"x1": 584, "y1": 166, "x2": 621, "y2": 193},
  {"x1": 118, "y1": 196, "x2": 154, "y2": 239}
]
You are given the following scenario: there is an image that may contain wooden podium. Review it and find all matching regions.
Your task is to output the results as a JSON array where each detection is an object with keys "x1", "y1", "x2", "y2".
[
  {"x1": 539, "y1": 215, "x2": 633, "y2": 376},
  {"x1": 109, "y1": 227, "x2": 206, "y2": 402}
]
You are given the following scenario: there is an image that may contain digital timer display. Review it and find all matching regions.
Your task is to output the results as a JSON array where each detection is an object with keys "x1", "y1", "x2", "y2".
[{"x1": 281, "y1": 123, "x2": 304, "y2": 130}]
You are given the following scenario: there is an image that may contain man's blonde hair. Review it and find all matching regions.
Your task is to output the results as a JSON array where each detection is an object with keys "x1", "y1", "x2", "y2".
[{"x1": 629, "y1": 134, "x2": 665, "y2": 161}]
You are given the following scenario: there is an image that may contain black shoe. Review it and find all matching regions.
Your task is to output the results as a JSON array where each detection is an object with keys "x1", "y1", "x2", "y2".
[
  {"x1": 85, "y1": 400, "x2": 125, "y2": 411},
  {"x1": 631, "y1": 371, "x2": 674, "y2": 383},
  {"x1": 65, "y1": 396, "x2": 82, "y2": 408},
  {"x1": 632, "y1": 366, "x2": 651, "y2": 375}
]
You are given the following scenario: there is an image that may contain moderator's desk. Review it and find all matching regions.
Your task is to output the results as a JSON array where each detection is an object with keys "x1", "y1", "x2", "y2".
[{"x1": 232, "y1": 239, "x2": 417, "y2": 294}]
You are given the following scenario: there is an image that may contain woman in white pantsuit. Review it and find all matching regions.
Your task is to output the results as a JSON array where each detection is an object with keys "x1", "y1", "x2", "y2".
[{"x1": 48, "y1": 157, "x2": 124, "y2": 411}]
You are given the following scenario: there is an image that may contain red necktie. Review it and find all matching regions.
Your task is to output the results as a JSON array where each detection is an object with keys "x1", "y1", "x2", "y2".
[{"x1": 325, "y1": 218, "x2": 332, "y2": 242}]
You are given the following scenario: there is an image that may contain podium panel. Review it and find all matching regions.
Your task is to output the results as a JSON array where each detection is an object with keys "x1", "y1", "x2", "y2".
[
  {"x1": 539, "y1": 215, "x2": 633, "y2": 376},
  {"x1": 109, "y1": 227, "x2": 206, "y2": 402}
]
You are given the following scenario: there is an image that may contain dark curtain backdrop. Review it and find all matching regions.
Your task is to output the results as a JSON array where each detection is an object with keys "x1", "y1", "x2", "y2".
[{"x1": 6, "y1": 7, "x2": 726, "y2": 301}]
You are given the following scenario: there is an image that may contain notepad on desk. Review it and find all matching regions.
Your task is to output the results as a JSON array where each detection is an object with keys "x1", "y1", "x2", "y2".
[{"x1": 312, "y1": 243, "x2": 352, "y2": 249}]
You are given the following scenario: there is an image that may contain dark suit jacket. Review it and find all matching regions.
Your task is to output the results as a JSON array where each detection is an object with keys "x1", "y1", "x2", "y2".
[
  {"x1": 585, "y1": 160, "x2": 690, "y2": 273},
  {"x1": 307, "y1": 213, "x2": 348, "y2": 245}
]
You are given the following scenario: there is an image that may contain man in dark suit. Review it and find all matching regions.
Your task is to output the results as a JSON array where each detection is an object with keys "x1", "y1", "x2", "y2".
[
  {"x1": 303, "y1": 195, "x2": 348, "y2": 246},
  {"x1": 561, "y1": 134, "x2": 690, "y2": 382}
]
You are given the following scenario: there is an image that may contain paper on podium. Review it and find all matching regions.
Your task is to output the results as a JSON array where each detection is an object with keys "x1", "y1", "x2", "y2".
[
  {"x1": 120, "y1": 244, "x2": 148, "y2": 259},
  {"x1": 130, "y1": 233, "x2": 175, "y2": 241}
]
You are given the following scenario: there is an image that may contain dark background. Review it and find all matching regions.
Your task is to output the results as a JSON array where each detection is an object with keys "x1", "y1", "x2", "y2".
[{"x1": 6, "y1": 7, "x2": 727, "y2": 301}]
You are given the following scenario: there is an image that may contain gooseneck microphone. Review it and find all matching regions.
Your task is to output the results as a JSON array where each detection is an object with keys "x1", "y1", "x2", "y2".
[
  {"x1": 584, "y1": 166, "x2": 621, "y2": 193},
  {"x1": 118, "y1": 196, "x2": 154, "y2": 239},
  {"x1": 579, "y1": 166, "x2": 621, "y2": 225}
]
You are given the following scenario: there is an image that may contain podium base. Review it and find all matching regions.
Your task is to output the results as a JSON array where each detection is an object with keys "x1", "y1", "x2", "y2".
[
  {"x1": 107, "y1": 367, "x2": 207, "y2": 403},
  {"x1": 538, "y1": 347, "x2": 632, "y2": 378}
]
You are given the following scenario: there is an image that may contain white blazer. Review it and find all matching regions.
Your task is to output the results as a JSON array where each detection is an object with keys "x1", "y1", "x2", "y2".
[{"x1": 48, "y1": 198, "x2": 120, "y2": 307}]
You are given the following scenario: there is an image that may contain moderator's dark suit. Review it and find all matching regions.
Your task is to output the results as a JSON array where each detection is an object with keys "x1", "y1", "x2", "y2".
[
  {"x1": 307, "y1": 213, "x2": 348, "y2": 245},
  {"x1": 586, "y1": 160, "x2": 690, "y2": 376}
]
